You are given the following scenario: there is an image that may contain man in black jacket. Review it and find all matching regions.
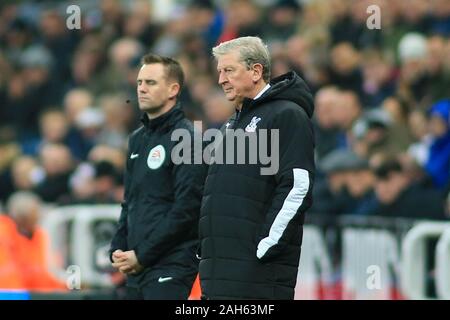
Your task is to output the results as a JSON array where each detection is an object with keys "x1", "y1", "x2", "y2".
[
  {"x1": 199, "y1": 36, "x2": 315, "y2": 299},
  {"x1": 110, "y1": 54, "x2": 206, "y2": 299}
]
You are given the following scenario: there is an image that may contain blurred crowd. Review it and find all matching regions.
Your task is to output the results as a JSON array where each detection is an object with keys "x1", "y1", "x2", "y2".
[{"x1": 0, "y1": 0, "x2": 449, "y2": 221}]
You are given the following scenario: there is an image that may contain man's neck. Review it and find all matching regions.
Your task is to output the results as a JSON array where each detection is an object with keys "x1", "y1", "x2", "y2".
[
  {"x1": 146, "y1": 100, "x2": 176, "y2": 119},
  {"x1": 236, "y1": 81, "x2": 268, "y2": 111}
]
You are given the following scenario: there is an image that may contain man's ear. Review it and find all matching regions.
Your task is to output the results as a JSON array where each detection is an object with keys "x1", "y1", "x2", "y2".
[
  {"x1": 168, "y1": 82, "x2": 181, "y2": 99},
  {"x1": 252, "y1": 63, "x2": 263, "y2": 82}
]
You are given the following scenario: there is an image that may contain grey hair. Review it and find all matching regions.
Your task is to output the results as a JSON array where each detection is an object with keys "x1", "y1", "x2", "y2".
[
  {"x1": 7, "y1": 191, "x2": 41, "y2": 220},
  {"x1": 212, "y1": 36, "x2": 271, "y2": 83}
]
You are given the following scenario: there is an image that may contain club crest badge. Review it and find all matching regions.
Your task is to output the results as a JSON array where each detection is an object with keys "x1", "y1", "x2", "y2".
[{"x1": 245, "y1": 116, "x2": 262, "y2": 132}]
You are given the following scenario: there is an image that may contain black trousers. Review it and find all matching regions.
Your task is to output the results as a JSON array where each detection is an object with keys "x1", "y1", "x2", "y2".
[{"x1": 126, "y1": 278, "x2": 192, "y2": 300}]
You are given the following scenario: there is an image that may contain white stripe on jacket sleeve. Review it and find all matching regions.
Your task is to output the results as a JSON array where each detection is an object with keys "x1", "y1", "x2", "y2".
[{"x1": 257, "y1": 168, "x2": 310, "y2": 259}]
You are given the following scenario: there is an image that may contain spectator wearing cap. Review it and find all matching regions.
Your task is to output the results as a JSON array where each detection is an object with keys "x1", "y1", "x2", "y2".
[
  {"x1": 368, "y1": 159, "x2": 446, "y2": 219},
  {"x1": 341, "y1": 153, "x2": 377, "y2": 216},
  {"x1": 351, "y1": 108, "x2": 410, "y2": 160},
  {"x1": 315, "y1": 149, "x2": 377, "y2": 216},
  {"x1": 311, "y1": 149, "x2": 359, "y2": 215}
]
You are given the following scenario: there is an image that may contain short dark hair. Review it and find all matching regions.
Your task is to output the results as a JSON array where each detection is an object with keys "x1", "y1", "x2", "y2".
[
  {"x1": 141, "y1": 54, "x2": 184, "y2": 89},
  {"x1": 374, "y1": 159, "x2": 403, "y2": 180},
  {"x1": 94, "y1": 160, "x2": 117, "y2": 179}
]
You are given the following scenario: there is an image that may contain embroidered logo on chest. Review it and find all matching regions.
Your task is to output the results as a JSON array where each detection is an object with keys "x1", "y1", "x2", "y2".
[{"x1": 147, "y1": 145, "x2": 166, "y2": 170}]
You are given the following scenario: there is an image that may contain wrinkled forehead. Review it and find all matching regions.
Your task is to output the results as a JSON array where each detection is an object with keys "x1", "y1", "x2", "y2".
[{"x1": 216, "y1": 51, "x2": 244, "y2": 69}]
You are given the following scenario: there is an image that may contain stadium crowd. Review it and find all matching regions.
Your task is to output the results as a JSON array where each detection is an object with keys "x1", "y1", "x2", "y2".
[{"x1": 0, "y1": 0, "x2": 449, "y2": 291}]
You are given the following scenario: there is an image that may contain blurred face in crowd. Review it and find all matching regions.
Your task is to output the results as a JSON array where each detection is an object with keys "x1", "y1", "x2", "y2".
[
  {"x1": 337, "y1": 92, "x2": 361, "y2": 130},
  {"x1": 270, "y1": 5, "x2": 298, "y2": 27},
  {"x1": 363, "y1": 55, "x2": 392, "y2": 89},
  {"x1": 401, "y1": 0, "x2": 428, "y2": 22},
  {"x1": 383, "y1": 97, "x2": 404, "y2": 123},
  {"x1": 12, "y1": 156, "x2": 39, "y2": 189},
  {"x1": 433, "y1": 0, "x2": 450, "y2": 18},
  {"x1": 286, "y1": 36, "x2": 309, "y2": 68},
  {"x1": 331, "y1": 43, "x2": 360, "y2": 75},
  {"x1": 315, "y1": 87, "x2": 339, "y2": 129},
  {"x1": 400, "y1": 58, "x2": 425, "y2": 83},
  {"x1": 137, "y1": 63, "x2": 180, "y2": 118},
  {"x1": 346, "y1": 169, "x2": 374, "y2": 197},
  {"x1": 375, "y1": 171, "x2": 408, "y2": 204},
  {"x1": 39, "y1": 110, "x2": 69, "y2": 142},
  {"x1": 64, "y1": 89, "x2": 93, "y2": 124},
  {"x1": 428, "y1": 115, "x2": 447, "y2": 138},
  {"x1": 40, "y1": 144, "x2": 73, "y2": 176},
  {"x1": 427, "y1": 36, "x2": 446, "y2": 73},
  {"x1": 327, "y1": 171, "x2": 347, "y2": 194},
  {"x1": 40, "y1": 11, "x2": 65, "y2": 38},
  {"x1": 216, "y1": 50, "x2": 265, "y2": 107},
  {"x1": 408, "y1": 110, "x2": 428, "y2": 140}
]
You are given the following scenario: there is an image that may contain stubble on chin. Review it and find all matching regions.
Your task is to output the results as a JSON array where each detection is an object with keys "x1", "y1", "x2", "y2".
[{"x1": 140, "y1": 103, "x2": 164, "y2": 115}]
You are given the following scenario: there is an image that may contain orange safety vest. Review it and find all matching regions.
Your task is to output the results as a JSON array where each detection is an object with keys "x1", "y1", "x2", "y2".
[
  {"x1": 0, "y1": 214, "x2": 66, "y2": 292},
  {"x1": 0, "y1": 215, "x2": 25, "y2": 289}
]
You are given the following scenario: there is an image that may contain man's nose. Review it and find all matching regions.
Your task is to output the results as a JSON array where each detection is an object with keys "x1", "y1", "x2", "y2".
[
  {"x1": 218, "y1": 72, "x2": 227, "y2": 85},
  {"x1": 138, "y1": 84, "x2": 147, "y2": 93}
]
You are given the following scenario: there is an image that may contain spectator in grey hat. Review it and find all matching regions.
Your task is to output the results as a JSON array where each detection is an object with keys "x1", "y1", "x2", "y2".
[
  {"x1": 341, "y1": 153, "x2": 377, "y2": 215},
  {"x1": 320, "y1": 149, "x2": 376, "y2": 215},
  {"x1": 311, "y1": 149, "x2": 361, "y2": 215},
  {"x1": 350, "y1": 108, "x2": 409, "y2": 161}
]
